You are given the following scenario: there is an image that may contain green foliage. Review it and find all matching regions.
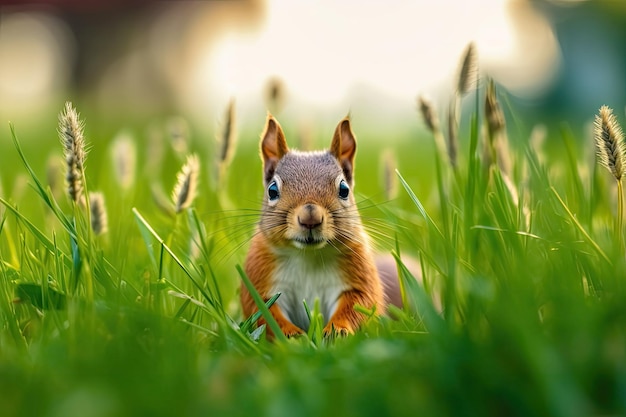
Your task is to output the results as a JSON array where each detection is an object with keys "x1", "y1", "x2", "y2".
[{"x1": 1, "y1": 95, "x2": 626, "y2": 417}]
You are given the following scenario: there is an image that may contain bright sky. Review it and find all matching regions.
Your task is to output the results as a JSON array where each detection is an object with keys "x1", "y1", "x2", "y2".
[
  {"x1": 0, "y1": 0, "x2": 562, "y2": 127},
  {"x1": 192, "y1": 0, "x2": 560, "y2": 115}
]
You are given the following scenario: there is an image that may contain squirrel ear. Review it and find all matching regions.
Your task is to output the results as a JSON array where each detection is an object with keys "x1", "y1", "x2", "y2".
[
  {"x1": 330, "y1": 117, "x2": 357, "y2": 184},
  {"x1": 261, "y1": 114, "x2": 289, "y2": 183}
]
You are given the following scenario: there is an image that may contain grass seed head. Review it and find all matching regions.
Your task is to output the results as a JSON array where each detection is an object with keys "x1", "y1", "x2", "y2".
[
  {"x1": 447, "y1": 101, "x2": 458, "y2": 169},
  {"x1": 380, "y1": 150, "x2": 398, "y2": 201},
  {"x1": 457, "y1": 42, "x2": 479, "y2": 96},
  {"x1": 172, "y1": 154, "x2": 200, "y2": 213},
  {"x1": 213, "y1": 99, "x2": 237, "y2": 188},
  {"x1": 218, "y1": 99, "x2": 237, "y2": 167},
  {"x1": 110, "y1": 131, "x2": 137, "y2": 191},
  {"x1": 58, "y1": 102, "x2": 87, "y2": 204},
  {"x1": 483, "y1": 79, "x2": 511, "y2": 174},
  {"x1": 89, "y1": 191, "x2": 108, "y2": 235},
  {"x1": 265, "y1": 77, "x2": 285, "y2": 115},
  {"x1": 418, "y1": 95, "x2": 439, "y2": 134},
  {"x1": 485, "y1": 79, "x2": 505, "y2": 140},
  {"x1": 594, "y1": 105, "x2": 626, "y2": 181},
  {"x1": 168, "y1": 116, "x2": 190, "y2": 156}
]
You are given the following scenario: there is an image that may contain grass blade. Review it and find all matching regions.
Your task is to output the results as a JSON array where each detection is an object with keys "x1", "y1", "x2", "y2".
[
  {"x1": 0, "y1": 197, "x2": 72, "y2": 269},
  {"x1": 551, "y1": 186, "x2": 611, "y2": 265},
  {"x1": 236, "y1": 264, "x2": 288, "y2": 343},
  {"x1": 396, "y1": 169, "x2": 444, "y2": 239},
  {"x1": 9, "y1": 123, "x2": 73, "y2": 233},
  {"x1": 132, "y1": 207, "x2": 217, "y2": 309}
]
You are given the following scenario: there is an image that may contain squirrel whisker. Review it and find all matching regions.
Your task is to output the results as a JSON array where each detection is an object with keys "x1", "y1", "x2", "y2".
[{"x1": 242, "y1": 114, "x2": 400, "y2": 338}]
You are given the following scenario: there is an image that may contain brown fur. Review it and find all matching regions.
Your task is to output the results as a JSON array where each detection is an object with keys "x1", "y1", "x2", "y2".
[{"x1": 242, "y1": 114, "x2": 389, "y2": 338}]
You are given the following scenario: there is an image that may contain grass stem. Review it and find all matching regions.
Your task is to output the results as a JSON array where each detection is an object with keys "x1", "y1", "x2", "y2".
[{"x1": 618, "y1": 180, "x2": 624, "y2": 249}]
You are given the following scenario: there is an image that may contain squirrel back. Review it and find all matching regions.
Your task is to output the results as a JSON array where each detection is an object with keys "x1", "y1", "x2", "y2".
[{"x1": 242, "y1": 115, "x2": 396, "y2": 337}]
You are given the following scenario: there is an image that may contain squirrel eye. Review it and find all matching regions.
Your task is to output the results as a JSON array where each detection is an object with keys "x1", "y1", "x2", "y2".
[
  {"x1": 338, "y1": 180, "x2": 350, "y2": 200},
  {"x1": 267, "y1": 181, "x2": 280, "y2": 201}
]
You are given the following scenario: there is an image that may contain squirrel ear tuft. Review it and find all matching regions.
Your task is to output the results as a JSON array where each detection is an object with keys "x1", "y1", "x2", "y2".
[
  {"x1": 261, "y1": 114, "x2": 289, "y2": 183},
  {"x1": 331, "y1": 117, "x2": 357, "y2": 184}
]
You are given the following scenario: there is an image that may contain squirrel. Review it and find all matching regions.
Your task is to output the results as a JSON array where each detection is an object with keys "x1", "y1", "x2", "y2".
[{"x1": 241, "y1": 114, "x2": 402, "y2": 337}]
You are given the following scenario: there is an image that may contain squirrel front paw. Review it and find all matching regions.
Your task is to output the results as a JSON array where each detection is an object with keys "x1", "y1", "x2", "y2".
[
  {"x1": 323, "y1": 321, "x2": 355, "y2": 338},
  {"x1": 280, "y1": 322, "x2": 305, "y2": 338}
]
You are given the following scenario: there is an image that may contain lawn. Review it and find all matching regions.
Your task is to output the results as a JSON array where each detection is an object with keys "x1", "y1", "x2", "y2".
[{"x1": 1, "y1": 77, "x2": 625, "y2": 417}]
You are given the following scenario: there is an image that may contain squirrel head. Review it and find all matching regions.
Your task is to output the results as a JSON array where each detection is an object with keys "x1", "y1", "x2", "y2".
[{"x1": 258, "y1": 114, "x2": 362, "y2": 250}]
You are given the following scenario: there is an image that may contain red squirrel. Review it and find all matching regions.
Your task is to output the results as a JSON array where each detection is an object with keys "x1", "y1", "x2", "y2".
[{"x1": 241, "y1": 115, "x2": 402, "y2": 337}]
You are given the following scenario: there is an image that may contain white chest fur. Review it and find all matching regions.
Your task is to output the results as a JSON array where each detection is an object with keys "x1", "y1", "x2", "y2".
[{"x1": 270, "y1": 247, "x2": 348, "y2": 331}]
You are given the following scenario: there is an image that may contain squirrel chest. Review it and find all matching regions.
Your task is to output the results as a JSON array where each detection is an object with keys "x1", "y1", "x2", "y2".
[{"x1": 269, "y1": 247, "x2": 349, "y2": 331}]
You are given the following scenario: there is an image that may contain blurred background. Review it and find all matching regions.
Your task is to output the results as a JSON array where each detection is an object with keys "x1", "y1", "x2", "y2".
[{"x1": 0, "y1": 0, "x2": 625, "y2": 143}]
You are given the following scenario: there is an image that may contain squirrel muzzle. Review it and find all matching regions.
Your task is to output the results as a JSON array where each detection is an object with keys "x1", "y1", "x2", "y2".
[
  {"x1": 290, "y1": 203, "x2": 330, "y2": 248},
  {"x1": 297, "y1": 203, "x2": 323, "y2": 230}
]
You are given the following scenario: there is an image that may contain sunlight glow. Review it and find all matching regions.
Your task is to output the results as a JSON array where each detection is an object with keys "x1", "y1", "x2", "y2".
[{"x1": 189, "y1": 0, "x2": 560, "y2": 112}]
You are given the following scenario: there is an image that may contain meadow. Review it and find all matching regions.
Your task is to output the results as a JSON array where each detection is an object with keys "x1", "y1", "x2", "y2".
[{"x1": 1, "y1": 53, "x2": 626, "y2": 416}]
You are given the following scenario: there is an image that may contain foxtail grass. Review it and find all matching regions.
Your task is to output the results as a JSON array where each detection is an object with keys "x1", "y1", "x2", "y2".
[
  {"x1": 594, "y1": 105, "x2": 626, "y2": 244},
  {"x1": 172, "y1": 154, "x2": 200, "y2": 213},
  {"x1": 418, "y1": 95, "x2": 446, "y2": 160},
  {"x1": 447, "y1": 102, "x2": 459, "y2": 169},
  {"x1": 483, "y1": 79, "x2": 510, "y2": 174},
  {"x1": 457, "y1": 42, "x2": 478, "y2": 96},
  {"x1": 58, "y1": 102, "x2": 87, "y2": 205},
  {"x1": 168, "y1": 116, "x2": 190, "y2": 156},
  {"x1": 447, "y1": 42, "x2": 480, "y2": 170},
  {"x1": 380, "y1": 150, "x2": 398, "y2": 201},
  {"x1": 110, "y1": 131, "x2": 137, "y2": 192},
  {"x1": 89, "y1": 192, "x2": 108, "y2": 236},
  {"x1": 215, "y1": 99, "x2": 237, "y2": 188},
  {"x1": 265, "y1": 77, "x2": 285, "y2": 115}
]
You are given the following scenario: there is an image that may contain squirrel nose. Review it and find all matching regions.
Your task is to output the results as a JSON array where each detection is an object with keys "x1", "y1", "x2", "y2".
[{"x1": 298, "y1": 204, "x2": 323, "y2": 230}]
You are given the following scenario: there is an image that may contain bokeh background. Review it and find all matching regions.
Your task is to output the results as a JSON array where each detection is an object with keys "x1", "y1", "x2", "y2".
[
  {"x1": 3, "y1": 3, "x2": 626, "y2": 416},
  {"x1": 1, "y1": 0, "x2": 625, "y2": 140}
]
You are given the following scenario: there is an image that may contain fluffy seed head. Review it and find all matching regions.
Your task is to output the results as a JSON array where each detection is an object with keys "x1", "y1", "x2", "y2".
[
  {"x1": 447, "y1": 102, "x2": 458, "y2": 169},
  {"x1": 58, "y1": 102, "x2": 87, "y2": 204},
  {"x1": 214, "y1": 99, "x2": 237, "y2": 189},
  {"x1": 110, "y1": 131, "x2": 137, "y2": 191},
  {"x1": 218, "y1": 99, "x2": 237, "y2": 166},
  {"x1": 457, "y1": 42, "x2": 479, "y2": 96},
  {"x1": 168, "y1": 116, "x2": 189, "y2": 155},
  {"x1": 380, "y1": 150, "x2": 398, "y2": 201},
  {"x1": 89, "y1": 191, "x2": 108, "y2": 235},
  {"x1": 594, "y1": 105, "x2": 626, "y2": 181},
  {"x1": 265, "y1": 77, "x2": 285, "y2": 115},
  {"x1": 418, "y1": 95, "x2": 439, "y2": 133},
  {"x1": 485, "y1": 79, "x2": 505, "y2": 140},
  {"x1": 172, "y1": 154, "x2": 200, "y2": 213}
]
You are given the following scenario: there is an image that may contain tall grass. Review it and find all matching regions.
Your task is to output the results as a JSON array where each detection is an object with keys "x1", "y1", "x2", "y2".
[{"x1": 0, "y1": 78, "x2": 626, "y2": 417}]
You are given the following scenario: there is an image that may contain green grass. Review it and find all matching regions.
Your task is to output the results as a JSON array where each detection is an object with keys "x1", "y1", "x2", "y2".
[{"x1": 1, "y1": 94, "x2": 626, "y2": 417}]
